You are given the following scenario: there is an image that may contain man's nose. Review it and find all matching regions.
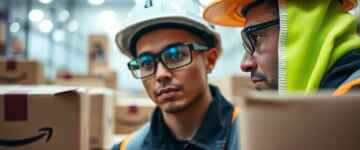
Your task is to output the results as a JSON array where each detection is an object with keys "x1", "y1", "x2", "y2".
[
  {"x1": 155, "y1": 62, "x2": 172, "y2": 82},
  {"x1": 240, "y1": 54, "x2": 257, "y2": 72}
]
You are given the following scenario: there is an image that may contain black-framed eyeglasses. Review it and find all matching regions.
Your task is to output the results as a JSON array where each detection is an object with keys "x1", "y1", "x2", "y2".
[
  {"x1": 128, "y1": 43, "x2": 209, "y2": 79},
  {"x1": 241, "y1": 19, "x2": 279, "y2": 55}
]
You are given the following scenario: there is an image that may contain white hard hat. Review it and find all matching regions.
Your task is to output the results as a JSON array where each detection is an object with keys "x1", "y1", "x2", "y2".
[{"x1": 115, "y1": 0, "x2": 220, "y2": 58}]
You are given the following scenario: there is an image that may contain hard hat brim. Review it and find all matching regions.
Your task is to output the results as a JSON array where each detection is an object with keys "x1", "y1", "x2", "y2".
[
  {"x1": 202, "y1": 0, "x2": 357, "y2": 27},
  {"x1": 116, "y1": 15, "x2": 218, "y2": 58},
  {"x1": 203, "y1": 0, "x2": 252, "y2": 27}
]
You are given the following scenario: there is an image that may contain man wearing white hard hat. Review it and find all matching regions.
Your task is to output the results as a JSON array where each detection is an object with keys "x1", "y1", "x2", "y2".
[
  {"x1": 203, "y1": 0, "x2": 360, "y2": 95},
  {"x1": 112, "y1": 0, "x2": 240, "y2": 149}
]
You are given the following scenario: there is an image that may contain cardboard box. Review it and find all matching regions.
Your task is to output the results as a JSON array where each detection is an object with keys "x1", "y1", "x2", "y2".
[
  {"x1": 115, "y1": 97, "x2": 155, "y2": 134},
  {"x1": 55, "y1": 71, "x2": 117, "y2": 90},
  {"x1": 240, "y1": 92, "x2": 360, "y2": 150},
  {"x1": 88, "y1": 35, "x2": 109, "y2": 74},
  {"x1": 88, "y1": 87, "x2": 114, "y2": 150},
  {"x1": 93, "y1": 71, "x2": 117, "y2": 90},
  {"x1": 0, "y1": 59, "x2": 44, "y2": 85},
  {"x1": 55, "y1": 74, "x2": 106, "y2": 87},
  {"x1": 0, "y1": 85, "x2": 89, "y2": 150},
  {"x1": 0, "y1": 20, "x2": 5, "y2": 55},
  {"x1": 210, "y1": 74, "x2": 252, "y2": 104}
]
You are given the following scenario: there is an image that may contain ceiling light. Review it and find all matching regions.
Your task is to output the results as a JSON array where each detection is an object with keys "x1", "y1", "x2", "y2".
[
  {"x1": 67, "y1": 20, "x2": 79, "y2": 32},
  {"x1": 29, "y1": 9, "x2": 44, "y2": 22},
  {"x1": 10, "y1": 22, "x2": 21, "y2": 33},
  {"x1": 88, "y1": 0, "x2": 104, "y2": 5},
  {"x1": 58, "y1": 9, "x2": 70, "y2": 22},
  {"x1": 38, "y1": 0, "x2": 53, "y2": 4},
  {"x1": 39, "y1": 19, "x2": 53, "y2": 33}
]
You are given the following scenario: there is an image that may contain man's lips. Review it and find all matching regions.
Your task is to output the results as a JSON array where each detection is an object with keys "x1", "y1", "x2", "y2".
[
  {"x1": 251, "y1": 77, "x2": 266, "y2": 84},
  {"x1": 155, "y1": 86, "x2": 182, "y2": 100},
  {"x1": 250, "y1": 71, "x2": 267, "y2": 84}
]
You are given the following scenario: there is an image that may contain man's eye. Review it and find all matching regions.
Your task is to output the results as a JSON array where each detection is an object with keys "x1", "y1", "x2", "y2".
[
  {"x1": 170, "y1": 51, "x2": 183, "y2": 60},
  {"x1": 141, "y1": 60, "x2": 151, "y2": 66},
  {"x1": 252, "y1": 34, "x2": 265, "y2": 45},
  {"x1": 140, "y1": 57, "x2": 153, "y2": 69},
  {"x1": 166, "y1": 48, "x2": 185, "y2": 61}
]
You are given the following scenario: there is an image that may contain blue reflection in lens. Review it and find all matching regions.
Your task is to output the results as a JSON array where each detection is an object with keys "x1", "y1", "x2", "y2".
[
  {"x1": 166, "y1": 47, "x2": 180, "y2": 60},
  {"x1": 140, "y1": 55, "x2": 154, "y2": 71},
  {"x1": 140, "y1": 56, "x2": 152, "y2": 65}
]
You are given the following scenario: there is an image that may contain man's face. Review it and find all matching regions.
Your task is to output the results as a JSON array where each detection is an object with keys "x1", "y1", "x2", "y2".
[
  {"x1": 135, "y1": 28, "x2": 216, "y2": 114},
  {"x1": 240, "y1": 2, "x2": 279, "y2": 91}
]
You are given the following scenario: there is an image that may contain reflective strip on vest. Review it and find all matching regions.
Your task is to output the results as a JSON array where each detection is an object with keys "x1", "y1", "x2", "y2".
[
  {"x1": 333, "y1": 78, "x2": 360, "y2": 96},
  {"x1": 119, "y1": 133, "x2": 135, "y2": 150},
  {"x1": 232, "y1": 107, "x2": 240, "y2": 122}
]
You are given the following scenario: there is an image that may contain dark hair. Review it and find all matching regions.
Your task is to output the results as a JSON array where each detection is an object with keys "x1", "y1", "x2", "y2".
[
  {"x1": 129, "y1": 23, "x2": 216, "y2": 57},
  {"x1": 242, "y1": 0, "x2": 279, "y2": 17}
]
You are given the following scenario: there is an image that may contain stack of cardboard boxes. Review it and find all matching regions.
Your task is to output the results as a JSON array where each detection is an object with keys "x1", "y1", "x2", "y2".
[
  {"x1": 88, "y1": 87, "x2": 115, "y2": 150},
  {"x1": 0, "y1": 58, "x2": 44, "y2": 85},
  {"x1": 49, "y1": 34, "x2": 124, "y2": 149},
  {"x1": 0, "y1": 20, "x2": 5, "y2": 55},
  {"x1": 0, "y1": 86, "x2": 90, "y2": 150},
  {"x1": 0, "y1": 50, "x2": 118, "y2": 149},
  {"x1": 55, "y1": 33, "x2": 117, "y2": 91},
  {"x1": 54, "y1": 70, "x2": 117, "y2": 91},
  {"x1": 0, "y1": 86, "x2": 116, "y2": 150},
  {"x1": 88, "y1": 35, "x2": 110, "y2": 75}
]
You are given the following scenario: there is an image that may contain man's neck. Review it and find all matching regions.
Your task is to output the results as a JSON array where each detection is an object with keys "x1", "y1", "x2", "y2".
[{"x1": 162, "y1": 87, "x2": 213, "y2": 141}]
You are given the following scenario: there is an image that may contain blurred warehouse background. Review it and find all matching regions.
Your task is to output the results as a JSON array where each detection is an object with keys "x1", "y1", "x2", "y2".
[{"x1": 0, "y1": 0, "x2": 272, "y2": 93}]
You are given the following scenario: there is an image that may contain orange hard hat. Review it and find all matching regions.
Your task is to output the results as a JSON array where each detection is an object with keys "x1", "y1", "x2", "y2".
[{"x1": 203, "y1": 0, "x2": 358, "y2": 27}]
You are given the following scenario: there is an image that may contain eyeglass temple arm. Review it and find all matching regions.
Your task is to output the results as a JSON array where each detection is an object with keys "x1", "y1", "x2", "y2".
[{"x1": 191, "y1": 43, "x2": 210, "y2": 51}]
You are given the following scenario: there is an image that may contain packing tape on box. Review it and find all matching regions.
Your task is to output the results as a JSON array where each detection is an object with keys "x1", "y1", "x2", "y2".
[
  {"x1": 4, "y1": 92, "x2": 28, "y2": 121},
  {"x1": 6, "y1": 59, "x2": 17, "y2": 71},
  {"x1": 0, "y1": 59, "x2": 28, "y2": 84}
]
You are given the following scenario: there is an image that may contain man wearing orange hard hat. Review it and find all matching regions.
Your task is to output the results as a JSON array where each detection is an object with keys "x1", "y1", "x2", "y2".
[{"x1": 203, "y1": 0, "x2": 360, "y2": 95}]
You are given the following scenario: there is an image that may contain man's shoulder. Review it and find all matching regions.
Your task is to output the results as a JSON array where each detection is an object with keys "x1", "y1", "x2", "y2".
[
  {"x1": 320, "y1": 49, "x2": 360, "y2": 89},
  {"x1": 341, "y1": 68, "x2": 360, "y2": 85},
  {"x1": 333, "y1": 68, "x2": 360, "y2": 95}
]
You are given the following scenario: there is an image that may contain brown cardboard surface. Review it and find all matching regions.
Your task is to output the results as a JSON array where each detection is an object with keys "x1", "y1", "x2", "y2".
[
  {"x1": 0, "y1": 20, "x2": 5, "y2": 54},
  {"x1": 55, "y1": 71, "x2": 117, "y2": 90},
  {"x1": 88, "y1": 35, "x2": 109, "y2": 74},
  {"x1": 0, "y1": 85, "x2": 89, "y2": 150},
  {"x1": 90, "y1": 64, "x2": 109, "y2": 75},
  {"x1": 55, "y1": 74, "x2": 106, "y2": 87},
  {"x1": 114, "y1": 96, "x2": 154, "y2": 134},
  {"x1": 0, "y1": 59, "x2": 44, "y2": 85},
  {"x1": 88, "y1": 87, "x2": 114, "y2": 150},
  {"x1": 115, "y1": 105, "x2": 154, "y2": 134},
  {"x1": 93, "y1": 71, "x2": 117, "y2": 90},
  {"x1": 240, "y1": 93, "x2": 360, "y2": 150},
  {"x1": 210, "y1": 74, "x2": 252, "y2": 104}
]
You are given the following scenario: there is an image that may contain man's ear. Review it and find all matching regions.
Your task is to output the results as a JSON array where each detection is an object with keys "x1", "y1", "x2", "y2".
[{"x1": 205, "y1": 48, "x2": 218, "y2": 73}]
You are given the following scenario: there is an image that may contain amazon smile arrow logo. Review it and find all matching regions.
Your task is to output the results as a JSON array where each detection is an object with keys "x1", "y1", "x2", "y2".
[
  {"x1": 0, "y1": 127, "x2": 53, "y2": 147},
  {"x1": 0, "y1": 72, "x2": 27, "y2": 83}
]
